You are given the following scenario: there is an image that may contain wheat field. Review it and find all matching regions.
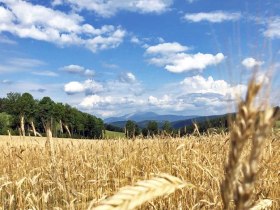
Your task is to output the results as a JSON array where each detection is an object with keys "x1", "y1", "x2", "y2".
[{"x1": 0, "y1": 131, "x2": 279, "y2": 209}]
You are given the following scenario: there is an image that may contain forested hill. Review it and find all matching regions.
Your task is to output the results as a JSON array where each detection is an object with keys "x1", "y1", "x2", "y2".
[{"x1": 0, "y1": 92, "x2": 104, "y2": 139}]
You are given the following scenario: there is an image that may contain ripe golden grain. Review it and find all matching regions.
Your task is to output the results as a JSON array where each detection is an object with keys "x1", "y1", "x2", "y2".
[
  {"x1": 0, "y1": 79, "x2": 279, "y2": 210},
  {"x1": 0, "y1": 134, "x2": 279, "y2": 209},
  {"x1": 92, "y1": 173, "x2": 189, "y2": 210}
]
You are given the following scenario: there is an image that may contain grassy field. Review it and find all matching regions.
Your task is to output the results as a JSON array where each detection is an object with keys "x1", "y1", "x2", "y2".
[
  {"x1": 0, "y1": 132, "x2": 279, "y2": 209},
  {"x1": 104, "y1": 130, "x2": 125, "y2": 139}
]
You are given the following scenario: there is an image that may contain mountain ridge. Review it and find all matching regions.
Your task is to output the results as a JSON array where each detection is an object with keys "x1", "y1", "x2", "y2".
[{"x1": 104, "y1": 111, "x2": 199, "y2": 123}]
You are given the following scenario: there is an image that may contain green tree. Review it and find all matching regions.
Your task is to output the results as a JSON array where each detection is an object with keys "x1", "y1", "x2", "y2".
[
  {"x1": 64, "y1": 104, "x2": 75, "y2": 136},
  {"x1": 71, "y1": 108, "x2": 85, "y2": 137},
  {"x1": 147, "y1": 121, "x2": 158, "y2": 137},
  {"x1": 38, "y1": 97, "x2": 56, "y2": 139},
  {"x1": 83, "y1": 114, "x2": 103, "y2": 139},
  {"x1": 3, "y1": 93, "x2": 22, "y2": 135},
  {"x1": 135, "y1": 124, "x2": 141, "y2": 136},
  {"x1": 84, "y1": 114, "x2": 95, "y2": 138},
  {"x1": 0, "y1": 112, "x2": 13, "y2": 135},
  {"x1": 0, "y1": 98, "x2": 4, "y2": 112},
  {"x1": 38, "y1": 97, "x2": 59, "y2": 156},
  {"x1": 141, "y1": 127, "x2": 149, "y2": 138},
  {"x1": 3, "y1": 92, "x2": 21, "y2": 115},
  {"x1": 1, "y1": 92, "x2": 105, "y2": 139},
  {"x1": 125, "y1": 120, "x2": 137, "y2": 139},
  {"x1": 2, "y1": 92, "x2": 36, "y2": 137},
  {"x1": 53, "y1": 102, "x2": 72, "y2": 137},
  {"x1": 18, "y1": 93, "x2": 37, "y2": 136},
  {"x1": 93, "y1": 118, "x2": 104, "y2": 139},
  {"x1": 162, "y1": 121, "x2": 172, "y2": 135}
]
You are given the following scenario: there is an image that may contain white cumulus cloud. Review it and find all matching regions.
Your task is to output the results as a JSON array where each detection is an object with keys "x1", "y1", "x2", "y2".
[
  {"x1": 184, "y1": 11, "x2": 241, "y2": 23},
  {"x1": 84, "y1": 69, "x2": 95, "y2": 77},
  {"x1": 61, "y1": 65, "x2": 95, "y2": 77},
  {"x1": 64, "y1": 81, "x2": 85, "y2": 95},
  {"x1": 130, "y1": 36, "x2": 141, "y2": 44},
  {"x1": 0, "y1": 0, "x2": 126, "y2": 52},
  {"x1": 79, "y1": 94, "x2": 138, "y2": 110},
  {"x1": 146, "y1": 42, "x2": 225, "y2": 73},
  {"x1": 146, "y1": 42, "x2": 188, "y2": 54},
  {"x1": 242, "y1": 57, "x2": 264, "y2": 69},
  {"x1": 79, "y1": 95, "x2": 113, "y2": 109},
  {"x1": 64, "y1": 79, "x2": 103, "y2": 95},
  {"x1": 55, "y1": 0, "x2": 173, "y2": 17},
  {"x1": 62, "y1": 65, "x2": 84, "y2": 74},
  {"x1": 147, "y1": 94, "x2": 189, "y2": 111},
  {"x1": 52, "y1": 0, "x2": 63, "y2": 6},
  {"x1": 83, "y1": 79, "x2": 104, "y2": 95},
  {"x1": 180, "y1": 75, "x2": 247, "y2": 99},
  {"x1": 119, "y1": 72, "x2": 137, "y2": 83},
  {"x1": 73, "y1": 74, "x2": 249, "y2": 117},
  {"x1": 146, "y1": 75, "x2": 247, "y2": 113}
]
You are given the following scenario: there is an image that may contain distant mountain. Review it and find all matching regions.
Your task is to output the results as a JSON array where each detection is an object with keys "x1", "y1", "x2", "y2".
[
  {"x1": 106, "y1": 106, "x2": 280, "y2": 131},
  {"x1": 109, "y1": 114, "x2": 230, "y2": 130},
  {"x1": 109, "y1": 114, "x2": 230, "y2": 131},
  {"x1": 105, "y1": 111, "x2": 198, "y2": 123},
  {"x1": 109, "y1": 121, "x2": 127, "y2": 128}
]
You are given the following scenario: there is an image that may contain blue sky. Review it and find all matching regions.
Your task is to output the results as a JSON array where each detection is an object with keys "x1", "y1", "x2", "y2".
[{"x1": 0, "y1": 0, "x2": 279, "y2": 118}]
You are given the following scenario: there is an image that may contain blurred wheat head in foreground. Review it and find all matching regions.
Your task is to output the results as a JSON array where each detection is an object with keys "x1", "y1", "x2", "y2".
[{"x1": 93, "y1": 78, "x2": 276, "y2": 210}]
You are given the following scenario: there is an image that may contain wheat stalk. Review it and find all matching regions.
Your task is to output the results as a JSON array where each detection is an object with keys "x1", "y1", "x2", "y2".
[
  {"x1": 221, "y1": 79, "x2": 275, "y2": 210},
  {"x1": 91, "y1": 173, "x2": 190, "y2": 210},
  {"x1": 221, "y1": 80, "x2": 261, "y2": 209},
  {"x1": 235, "y1": 107, "x2": 275, "y2": 209}
]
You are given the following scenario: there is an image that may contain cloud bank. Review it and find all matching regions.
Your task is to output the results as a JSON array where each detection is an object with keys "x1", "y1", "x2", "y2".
[
  {"x1": 184, "y1": 11, "x2": 241, "y2": 23},
  {"x1": 146, "y1": 42, "x2": 225, "y2": 73},
  {"x1": 0, "y1": 0, "x2": 126, "y2": 52},
  {"x1": 53, "y1": 0, "x2": 173, "y2": 17}
]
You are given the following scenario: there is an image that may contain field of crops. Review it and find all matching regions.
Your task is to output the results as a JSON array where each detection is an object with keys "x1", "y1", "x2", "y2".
[{"x1": 0, "y1": 131, "x2": 279, "y2": 209}]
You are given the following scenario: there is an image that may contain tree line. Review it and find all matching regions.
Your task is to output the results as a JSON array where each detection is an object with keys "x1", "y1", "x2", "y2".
[
  {"x1": 124, "y1": 116, "x2": 233, "y2": 138},
  {"x1": 124, "y1": 120, "x2": 174, "y2": 138},
  {"x1": 0, "y1": 92, "x2": 104, "y2": 139}
]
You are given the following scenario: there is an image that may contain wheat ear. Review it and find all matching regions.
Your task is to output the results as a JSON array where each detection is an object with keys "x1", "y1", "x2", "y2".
[
  {"x1": 235, "y1": 107, "x2": 275, "y2": 209},
  {"x1": 221, "y1": 80, "x2": 261, "y2": 209},
  {"x1": 91, "y1": 174, "x2": 189, "y2": 210}
]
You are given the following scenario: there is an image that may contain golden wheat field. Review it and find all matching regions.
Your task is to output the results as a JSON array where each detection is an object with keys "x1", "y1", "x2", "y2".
[{"x1": 0, "y1": 132, "x2": 279, "y2": 210}]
